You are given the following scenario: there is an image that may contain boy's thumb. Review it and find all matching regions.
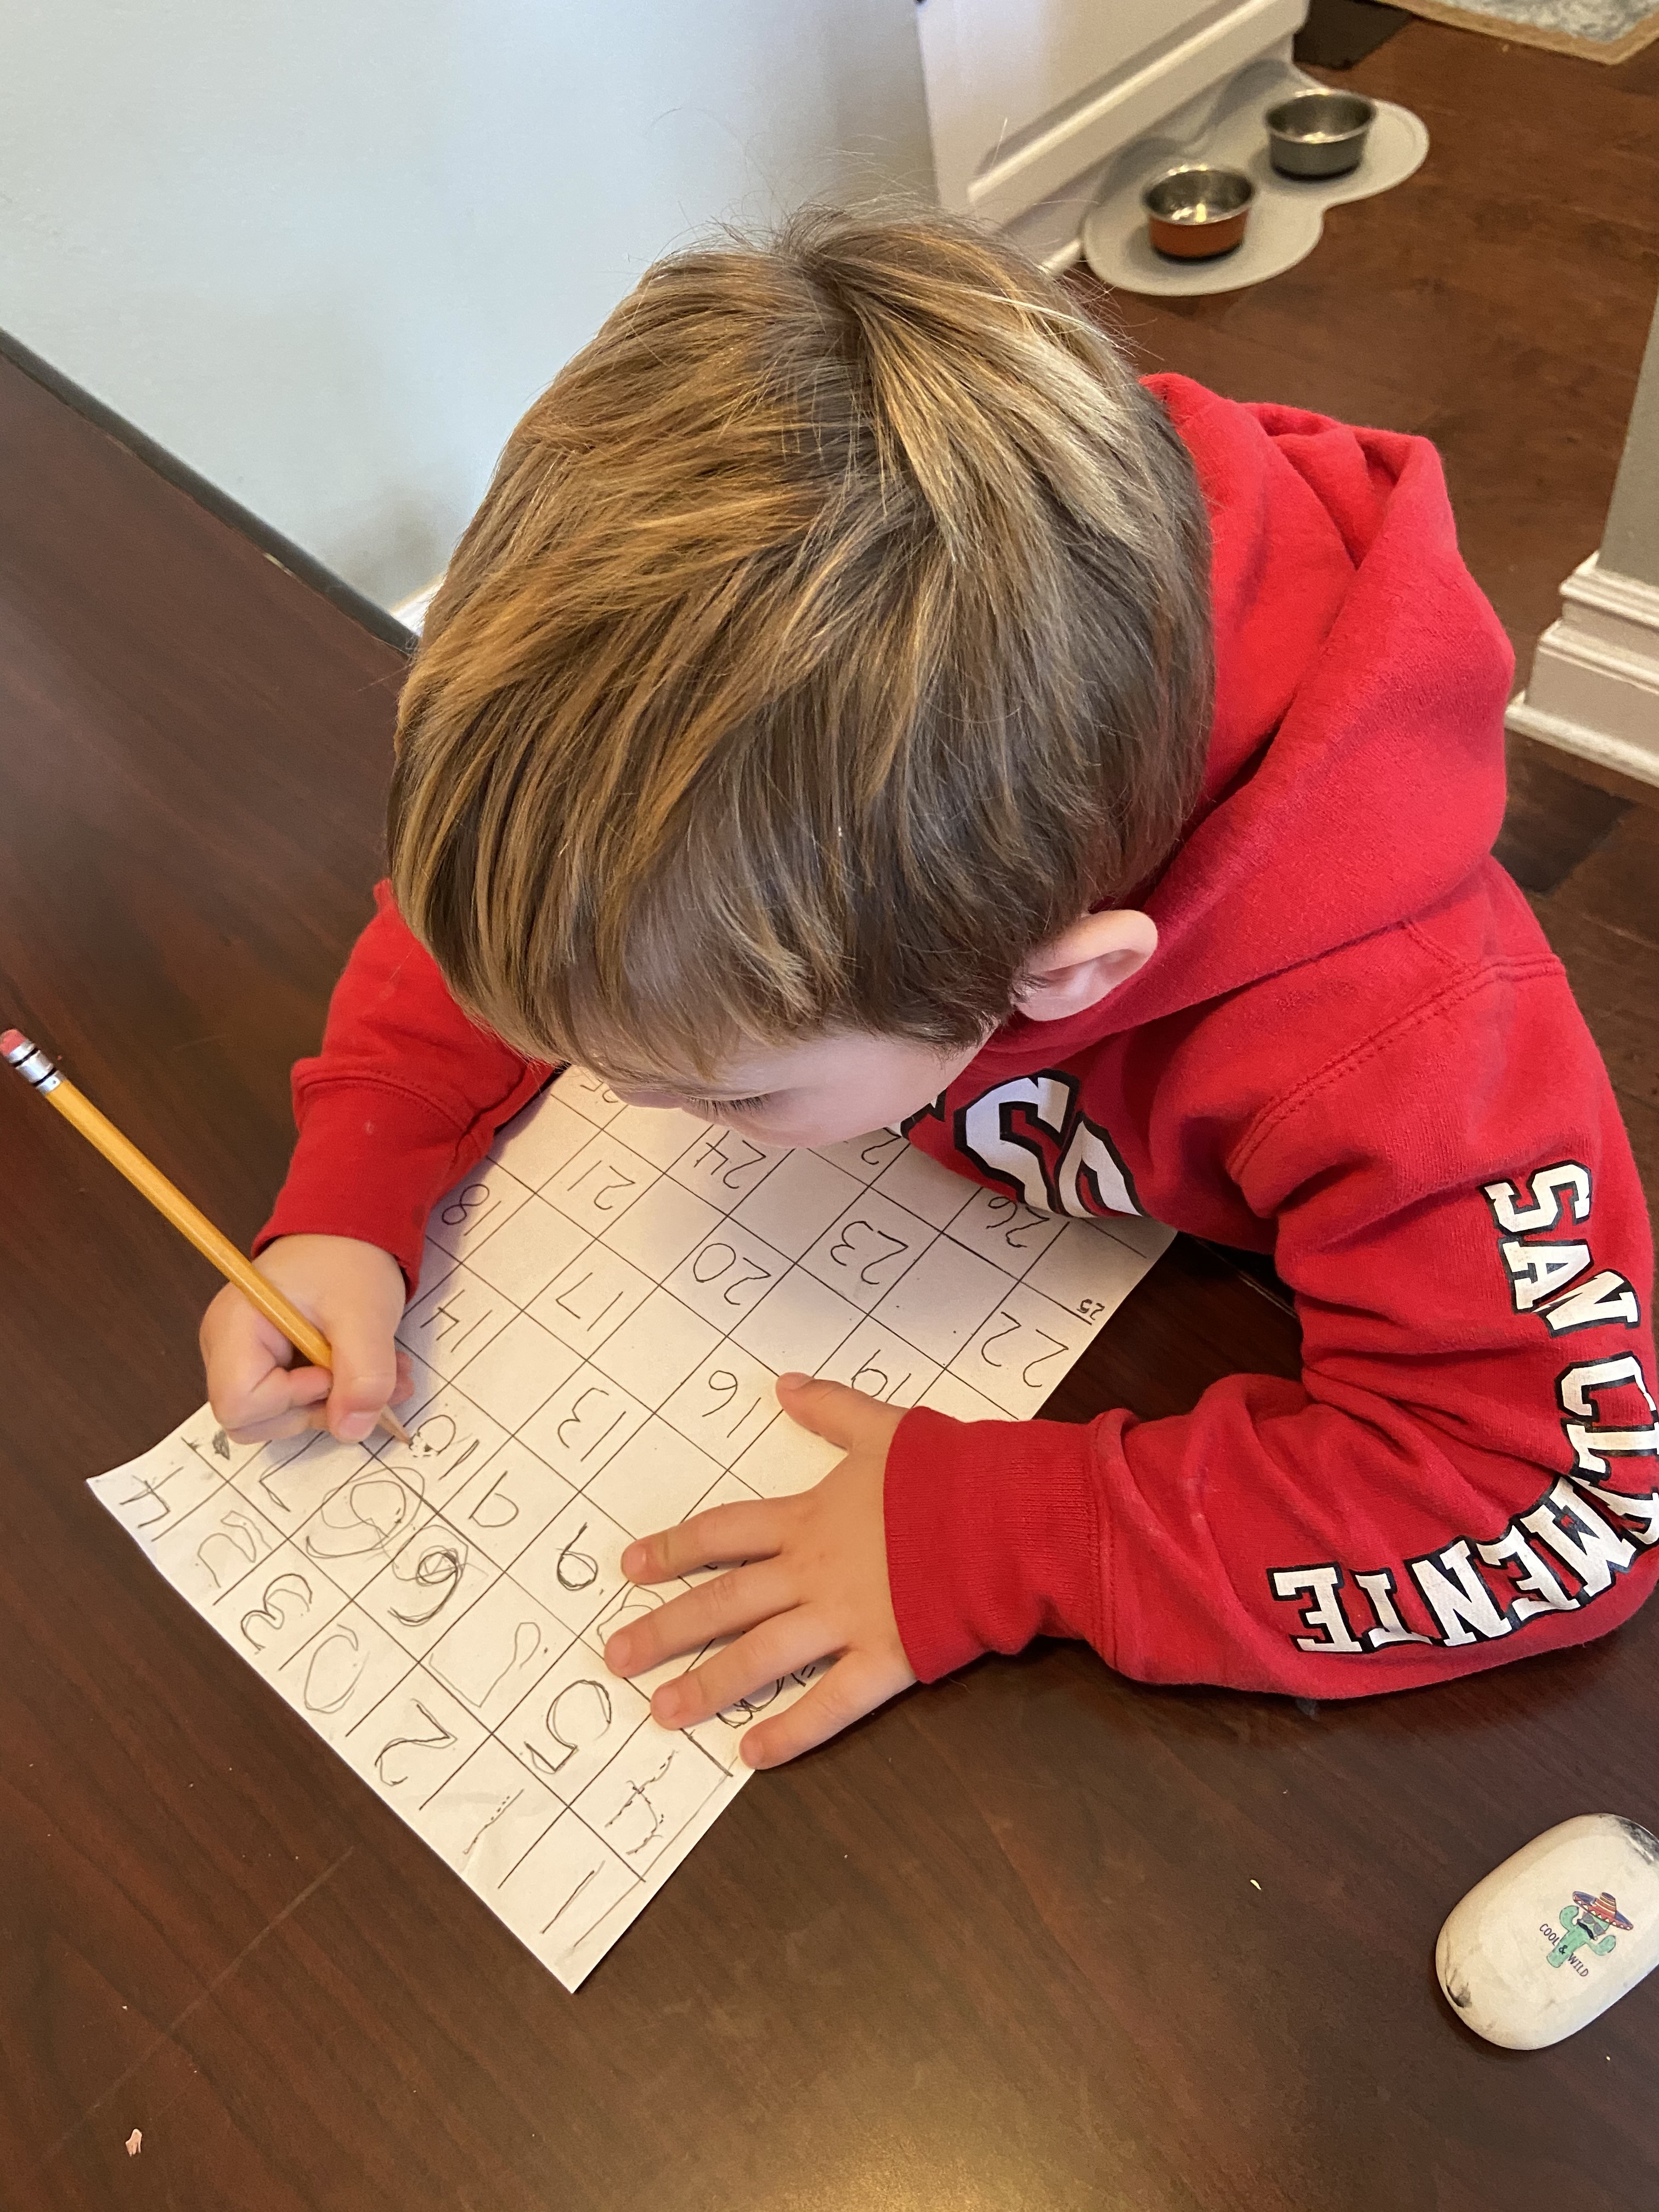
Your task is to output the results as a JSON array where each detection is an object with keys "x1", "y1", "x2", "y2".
[{"x1": 322, "y1": 1318, "x2": 400, "y2": 1443}]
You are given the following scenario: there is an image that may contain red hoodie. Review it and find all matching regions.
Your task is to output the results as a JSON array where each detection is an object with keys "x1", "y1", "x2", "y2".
[{"x1": 259, "y1": 375, "x2": 1658, "y2": 1702}]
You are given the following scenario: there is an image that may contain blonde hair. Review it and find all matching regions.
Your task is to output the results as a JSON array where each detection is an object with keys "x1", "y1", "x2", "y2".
[{"x1": 389, "y1": 207, "x2": 1212, "y2": 1079}]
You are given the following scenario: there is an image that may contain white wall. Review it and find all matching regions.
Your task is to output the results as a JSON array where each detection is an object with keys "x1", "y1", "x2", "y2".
[{"x1": 0, "y1": 2, "x2": 934, "y2": 609}]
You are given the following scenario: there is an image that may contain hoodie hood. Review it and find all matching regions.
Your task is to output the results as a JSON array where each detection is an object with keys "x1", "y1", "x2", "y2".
[{"x1": 973, "y1": 374, "x2": 1515, "y2": 1077}]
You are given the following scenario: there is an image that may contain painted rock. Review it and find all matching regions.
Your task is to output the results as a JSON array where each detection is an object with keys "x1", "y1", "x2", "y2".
[{"x1": 1436, "y1": 1814, "x2": 1659, "y2": 2049}]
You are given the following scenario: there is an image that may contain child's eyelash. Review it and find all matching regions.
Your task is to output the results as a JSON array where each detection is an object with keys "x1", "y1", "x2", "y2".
[{"x1": 695, "y1": 1094, "x2": 768, "y2": 1115}]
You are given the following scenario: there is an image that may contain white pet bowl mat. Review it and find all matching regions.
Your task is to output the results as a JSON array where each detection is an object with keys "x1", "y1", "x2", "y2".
[{"x1": 1082, "y1": 58, "x2": 1429, "y2": 299}]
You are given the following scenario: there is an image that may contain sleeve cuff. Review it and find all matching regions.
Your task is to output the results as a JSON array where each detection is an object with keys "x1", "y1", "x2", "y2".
[
  {"x1": 882, "y1": 1406, "x2": 1110, "y2": 1681},
  {"x1": 253, "y1": 1078, "x2": 475, "y2": 1294}
]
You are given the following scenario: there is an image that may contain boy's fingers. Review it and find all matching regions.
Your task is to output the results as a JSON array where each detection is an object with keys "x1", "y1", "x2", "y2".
[
  {"x1": 647, "y1": 1609, "x2": 826, "y2": 1732},
  {"x1": 604, "y1": 1561, "x2": 794, "y2": 1678},
  {"x1": 318, "y1": 1312, "x2": 402, "y2": 1443},
  {"x1": 201, "y1": 1295, "x2": 297, "y2": 1409},
  {"x1": 775, "y1": 1373, "x2": 902, "y2": 1452},
  {"x1": 623, "y1": 1500, "x2": 788, "y2": 1583},
  {"x1": 740, "y1": 1652, "x2": 900, "y2": 1769},
  {"x1": 224, "y1": 1403, "x2": 328, "y2": 1447},
  {"x1": 210, "y1": 1358, "x2": 330, "y2": 1437}
]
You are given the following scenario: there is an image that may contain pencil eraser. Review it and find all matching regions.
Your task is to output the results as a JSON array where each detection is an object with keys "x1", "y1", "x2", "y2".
[
  {"x1": 1436, "y1": 1814, "x2": 1659, "y2": 2049},
  {"x1": 1, "y1": 1029, "x2": 26, "y2": 1056}
]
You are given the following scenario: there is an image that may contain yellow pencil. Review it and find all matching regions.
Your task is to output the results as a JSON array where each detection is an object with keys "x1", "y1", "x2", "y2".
[{"x1": 3, "y1": 1027, "x2": 411, "y2": 1447}]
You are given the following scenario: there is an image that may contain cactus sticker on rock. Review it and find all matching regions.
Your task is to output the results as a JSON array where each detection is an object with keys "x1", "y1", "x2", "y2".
[{"x1": 1542, "y1": 1891, "x2": 1634, "y2": 1976}]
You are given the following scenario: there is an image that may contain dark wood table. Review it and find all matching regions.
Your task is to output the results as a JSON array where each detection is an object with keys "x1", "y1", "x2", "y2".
[{"x1": 4, "y1": 345, "x2": 1656, "y2": 2212}]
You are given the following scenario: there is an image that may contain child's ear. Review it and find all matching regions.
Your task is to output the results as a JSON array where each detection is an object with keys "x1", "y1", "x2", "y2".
[{"x1": 1015, "y1": 910, "x2": 1156, "y2": 1023}]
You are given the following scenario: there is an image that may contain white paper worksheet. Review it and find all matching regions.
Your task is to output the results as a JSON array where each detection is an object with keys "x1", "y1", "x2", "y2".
[{"x1": 88, "y1": 1069, "x2": 1172, "y2": 1989}]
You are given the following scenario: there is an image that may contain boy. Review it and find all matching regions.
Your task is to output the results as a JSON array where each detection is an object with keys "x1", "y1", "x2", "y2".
[{"x1": 202, "y1": 211, "x2": 1657, "y2": 1773}]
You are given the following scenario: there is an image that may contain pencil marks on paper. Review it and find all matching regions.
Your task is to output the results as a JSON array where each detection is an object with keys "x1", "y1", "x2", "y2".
[{"x1": 89, "y1": 1068, "x2": 1170, "y2": 1988}]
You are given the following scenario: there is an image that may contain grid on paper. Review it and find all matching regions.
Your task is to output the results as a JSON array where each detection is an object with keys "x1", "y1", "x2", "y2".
[{"x1": 88, "y1": 1070, "x2": 1172, "y2": 1990}]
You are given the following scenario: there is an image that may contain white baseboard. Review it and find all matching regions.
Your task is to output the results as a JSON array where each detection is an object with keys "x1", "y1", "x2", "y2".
[
  {"x1": 391, "y1": 577, "x2": 444, "y2": 636},
  {"x1": 1507, "y1": 554, "x2": 1659, "y2": 792}
]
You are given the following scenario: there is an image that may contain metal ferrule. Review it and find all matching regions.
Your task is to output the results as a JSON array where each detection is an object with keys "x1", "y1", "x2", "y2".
[{"x1": 3, "y1": 1035, "x2": 61, "y2": 1092}]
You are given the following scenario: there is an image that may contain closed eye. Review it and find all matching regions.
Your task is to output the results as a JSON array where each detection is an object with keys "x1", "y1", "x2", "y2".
[{"x1": 692, "y1": 1094, "x2": 770, "y2": 1116}]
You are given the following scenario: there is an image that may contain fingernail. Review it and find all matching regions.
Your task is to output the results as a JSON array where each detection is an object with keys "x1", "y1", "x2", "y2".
[
  {"x1": 338, "y1": 1412, "x2": 374, "y2": 1442},
  {"x1": 620, "y1": 1542, "x2": 647, "y2": 1576},
  {"x1": 776, "y1": 1372, "x2": 809, "y2": 1390},
  {"x1": 605, "y1": 1632, "x2": 634, "y2": 1671},
  {"x1": 653, "y1": 1684, "x2": 685, "y2": 1725}
]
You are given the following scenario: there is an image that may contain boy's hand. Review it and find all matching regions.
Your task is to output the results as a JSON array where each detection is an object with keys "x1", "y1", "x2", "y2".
[
  {"x1": 200, "y1": 1233, "x2": 411, "y2": 1447},
  {"x1": 603, "y1": 1374, "x2": 917, "y2": 1768}
]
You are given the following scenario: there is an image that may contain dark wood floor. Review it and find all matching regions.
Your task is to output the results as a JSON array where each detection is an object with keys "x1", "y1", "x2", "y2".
[{"x1": 1074, "y1": 16, "x2": 1659, "y2": 1222}]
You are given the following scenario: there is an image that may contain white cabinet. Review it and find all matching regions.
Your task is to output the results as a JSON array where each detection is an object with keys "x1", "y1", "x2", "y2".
[{"x1": 917, "y1": 0, "x2": 1308, "y2": 261}]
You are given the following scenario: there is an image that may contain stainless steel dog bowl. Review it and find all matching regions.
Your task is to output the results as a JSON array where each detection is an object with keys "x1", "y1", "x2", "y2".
[
  {"x1": 1141, "y1": 165, "x2": 1255, "y2": 260},
  {"x1": 1266, "y1": 91, "x2": 1376, "y2": 178}
]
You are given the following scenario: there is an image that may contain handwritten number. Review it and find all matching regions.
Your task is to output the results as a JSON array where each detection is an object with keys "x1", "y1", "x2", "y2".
[
  {"x1": 557, "y1": 1386, "x2": 611, "y2": 1451},
  {"x1": 390, "y1": 1540, "x2": 465, "y2": 1626},
  {"x1": 1020, "y1": 1330, "x2": 1068, "y2": 1387},
  {"x1": 119, "y1": 1478, "x2": 170, "y2": 1531},
  {"x1": 303, "y1": 1473, "x2": 419, "y2": 1562},
  {"x1": 985, "y1": 1193, "x2": 1045, "y2": 1250},
  {"x1": 693, "y1": 1134, "x2": 765, "y2": 1190},
  {"x1": 828, "y1": 1218, "x2": 907, "y2": 1285},
  {"x1": 703, "y1": 1370, "x2": 739, "y2": 1414},
  {"x1": 482, "y1": 1619, "x2": 543, "y2": 1707},
  {"x1": 692, "y1": 1242, "x2": 737, "y2": 1284},
  {"x1": 543, "y1": 1679, "x2": 614, "y2": 1770},
  {"x1": 303, "y1": 1624, "x2": 365, "y2": 1713},
  {"x1": 853, "y1": 1356, "x2": 912, "y2": 1403},
  {"x1": 556, "y1": 1523, "x2": 600, "y2": 1590},
  {"x1": 554, "y1": 1272, "x2": 624, "y2": 1332},
  {"x1": 723, "y1": 1140, "x2": 764, "y2": 1190},
  {"x1": 691, "y1": 1245, "x2": 770, "y2": 1304},
  {"x1": 439, "y1": 1181, "x2": 493, "y2": 1228},
  {"x1": 978, "y1": 1311, "x2": 1021, "y2": 1369},
  {"x1": 570, "y1": 1160, "x2": 636, "y2": 1210},
  {"x1": 195, "y1": 1509, "x2": 264, "y2": 1589},
  {"x1": 376, "y1": 1700, "x2": 456, "y2": 1787},
  {"x1": 978, "y1": 1311, "x2": 1069, "y2": 1386},
  {"x1": 239, "y1": 1571, "x2": 313, "y2": 1651},
  {"x1": 467, "y1": 1464, "x2": 520, "y2": 1528}
]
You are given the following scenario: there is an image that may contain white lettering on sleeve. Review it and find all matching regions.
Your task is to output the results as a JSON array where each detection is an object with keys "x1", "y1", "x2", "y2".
[
  {"x1": 1483, "y1": 1164, "x2": 1592, "y2": 1233},
  {"x1": 1476, "y1": 1523, "x2": 1580, "y2": 1623},
  {"x1": 1520, "y1": 1477, "x2": 1637, "y2": 1599},
  {"x1": 1268, "y1": 1565, "x2": 1364, "y2": 1653},
  {"x1": 960, "y1": 1076, "x2": 1074, "y2": 1213},
  {"x1": 1352, "y1": 1567, "x2": 1434, "y2": 1648},
  {"x1": 1541, "y1": 1271, "x2": 1642, "y2": 1336},
  {"x1": 1500, "y1": 1239, "x2": 1592, "y2": 1312},
  {"x1": 1408, "y1": 1540, "x2": 1513, "y2": 1646},
  {"x1": 1557, "y1": 1356, "x2": 1659, "y2": 1476}
]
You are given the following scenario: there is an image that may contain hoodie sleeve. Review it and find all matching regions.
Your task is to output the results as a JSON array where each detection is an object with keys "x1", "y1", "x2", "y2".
[
  {"x1": 882, "y1": 947, "x2": 1658, "y2": 1699},
  {"x1": 254, "y1": 883, "x2": 555, "y2": 1291}
]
